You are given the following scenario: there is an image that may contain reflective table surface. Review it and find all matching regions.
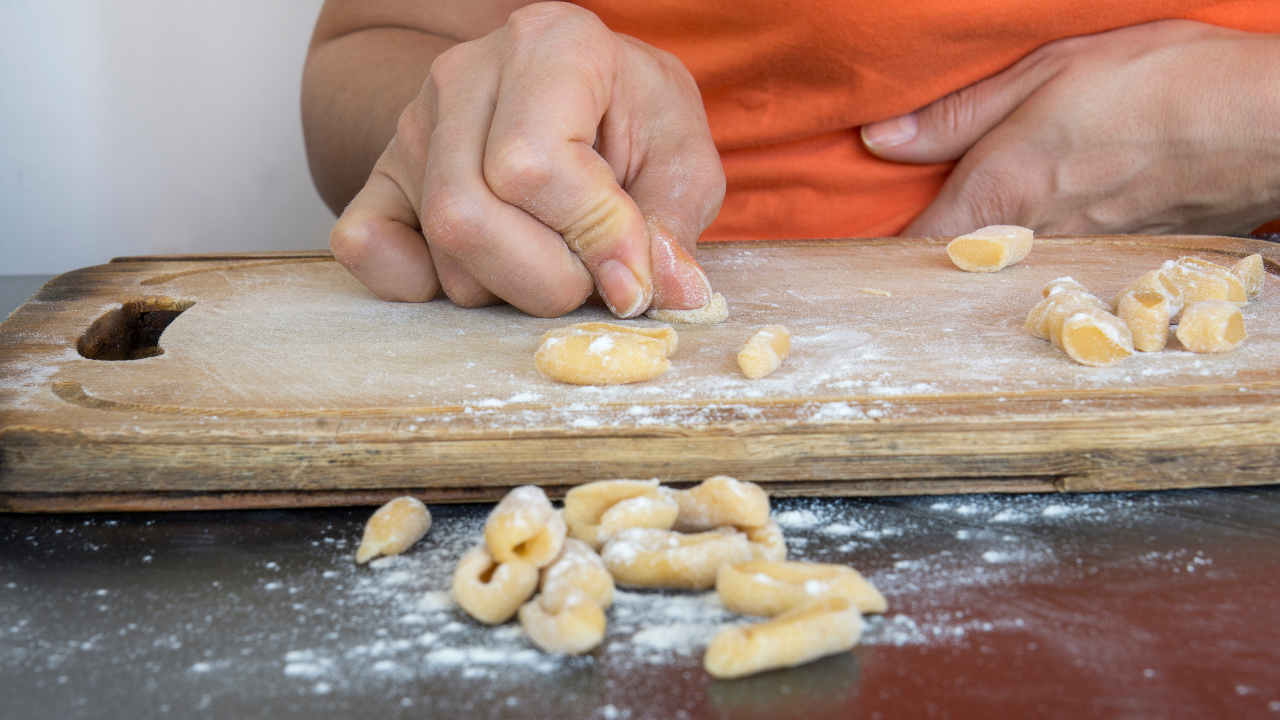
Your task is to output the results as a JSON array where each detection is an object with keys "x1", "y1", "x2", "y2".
[{"x1": 3, "y1": 489, "x2": 1279, "y2": 720}]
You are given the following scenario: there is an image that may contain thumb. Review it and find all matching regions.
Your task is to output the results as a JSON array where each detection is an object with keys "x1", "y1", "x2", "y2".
[{"x1": 861, "y1": 51, "x2": 1062, "y2": 164}]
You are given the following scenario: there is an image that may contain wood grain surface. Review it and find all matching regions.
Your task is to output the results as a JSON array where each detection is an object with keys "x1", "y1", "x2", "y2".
[{"x1": 2, "y1": 236, "x2": 1278, "y2": 511}]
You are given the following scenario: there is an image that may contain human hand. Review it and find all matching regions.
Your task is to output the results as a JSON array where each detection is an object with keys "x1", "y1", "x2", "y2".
[
  {"x1": 861, "y1": 20, "x2": 1280, "y2": 237},
  {"x1": 329, "y1": 2, "x2": 724, "y2": 317}
]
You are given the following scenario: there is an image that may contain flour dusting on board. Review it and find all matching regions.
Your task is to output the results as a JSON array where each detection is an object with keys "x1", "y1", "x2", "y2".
[{"x1": 7, "y1": 245, "x2": 1275, "y2": 430}]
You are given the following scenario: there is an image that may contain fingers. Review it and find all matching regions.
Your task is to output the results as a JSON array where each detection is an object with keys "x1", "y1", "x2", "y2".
[
  {"x1": 483, "y1": 6, "x2": 653, "y2": 317},
  {"x1": 422, "y1": 37, "x2": 595, "y2": 317},
  {"x1": 619, "y1": 39, "x2": 725, "y2": 311},
  {"x1": 626, "y1": 124, "x2": 723, "y2": 313},
  {"x1": 861, "y1": 48, "x2": 1064, "y2": 165},
  {"x1": 330, "y1": 170, "x2": 440, "y2": 303}
]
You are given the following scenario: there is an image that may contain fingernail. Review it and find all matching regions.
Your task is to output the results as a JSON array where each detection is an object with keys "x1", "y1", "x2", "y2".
[
  {"x1": 597, "y1": 259, "x2": 647, "y2": 318},
  {"x1": 650, "y1": 232, "x2": 712, "y2": 310},
  {"x1": 861, "y1": 113, "x2": 918, "y2": 150}
]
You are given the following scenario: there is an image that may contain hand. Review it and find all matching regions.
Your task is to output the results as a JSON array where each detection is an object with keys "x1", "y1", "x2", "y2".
[
  {"x1": 329, "y1": 2, "x2": 724, "y2": 317},
  {"x1": 860, "y1": 20, "x2": 1280, "y2": 237}
]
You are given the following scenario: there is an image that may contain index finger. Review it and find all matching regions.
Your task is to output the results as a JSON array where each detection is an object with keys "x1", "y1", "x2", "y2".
[{"x1": 482, "y1": 7, "x2": 653, "y2": 317}]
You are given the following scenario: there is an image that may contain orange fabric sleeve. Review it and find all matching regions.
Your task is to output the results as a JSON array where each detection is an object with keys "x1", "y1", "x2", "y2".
[{"x1": 574, "y1": 0, "x2": 1280, "y2": 240}]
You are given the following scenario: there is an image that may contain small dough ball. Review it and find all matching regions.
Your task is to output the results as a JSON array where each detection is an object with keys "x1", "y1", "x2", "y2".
[
  {"x1": 540, "y1": 538, "x2": 615, "y2": 611},
  {"x1": 535, "y1": 323, "x2": 674, "y2": 385},
  {"x1": 543, "y1": 322, "x2": 677, "y2": 355},
  {"x1": 665, "y1": 475, "x2": 772, "y2": 532},
  {"x1": 1176, "y1": 300, "x2": 1246, "y2": 353},
  {"x1": 946, "y1": 225, "x2": 1034, "y2": 273},
  {"x1": 1111, "y1": 269, "x2": 1183, "y2": 316},
  {"x1": 646, "y1": 293, "x2": 729, "y2": 325},
  {"x1": 563, "y1": 478, "x2": 678, "y2": 550},
  {"x1": 1163, "y1": 259, "x2": 1246, "y2": 306},
  {"x1": 745, "y1": 521, "x2": 788, "y2": 563},
  {"x1": 737, "y1": 325, "x2": 791, "y2": 379},
  {"x1": 484, "y1": 485, "x2": 566, "y2": 568},
  {"x1": 355, "y1": 496, "x2": 431, "y2": 564},
  {"x1": 1055, "y1": 306, "x2": 1134, "y2": 367},
  {"x1": 451, "y1": 544, "x2": 539, "y2": 624},
  {"x1": 1116, "y1": 291, "x2": 1171, "y2": 353},
  {"x1": 1025, "y1": 290, "x2": 1108, "y2": 340},
  {"x1": 600, "y1": 527, "x2": 754, "y2": 591},
  {"x1": 1042, "y1": 276, "x2": 1089, "y2": 298},
  {"x1": 1232, "y1": 254, "x2": 1264, "y2": 301},
  {"x1": 518, "y1": 590, "x2": 606, "y2": 655}
]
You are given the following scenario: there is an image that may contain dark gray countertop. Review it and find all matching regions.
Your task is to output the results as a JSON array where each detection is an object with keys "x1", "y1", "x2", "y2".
[
  {"x1": 4, "y1": 491, "x2": 1280, "y2": 719},
  {"x1": 1, "y1": 275, "x2": 55, "y2": 322}
]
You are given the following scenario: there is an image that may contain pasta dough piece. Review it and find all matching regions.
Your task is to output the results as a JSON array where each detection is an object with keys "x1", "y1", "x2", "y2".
[
  {"x1": 1232, "y1": 254, "x2": 1264, "y2": 300},
  {"x1": 452, "y1": 544, "x2": 539, "y2": 624},
  {"x1": 1042, "y1": 276, "x2": 1089, "y2": 298},
  {"x1": 1176, "y1": 300, "x2": 1246, "y2": 353},
  {"x1": 542, "y1": 322, "x2": 677, "y2": 356},
  {"x1": 946, "y1": 225, "x2": 1034, "y2": 273},
  {"x1": 646, "y1": 292, "x2": 729, "y2": 325},
  {"x1": 355, "y1": 496, "x2": 432, "y2": 564},
  {"x1": 1054, "y1": 306, "x2": 1134, "y2": 367},
  {"x1": 715, "y1": 560, "x2": 887, "y2": 617},
  {"x1": 1025, "y1": 280, "x2": 1133, "y2": 367},
  {"x1": 518, "y1": 590, "x2": 606, "y2": 655},
  {"x1": 484, "y1": 485, "x2": 566, "y2": 568},
  {"x1": 540, "y1": 538, "x2": 615, "y2": 611},
  {"x1": 1025, "y1": 289, "x2": 1109, "y2": 340},
  {"x1": 1163, "y1": 259, "x2": 1246, "y2": 306},
  {"x1": 1116, "y1": 291, "x2": 1171, "y2": 353},
  {"x1": 737, "y1": 325, "x2": 791, "y2": 379},
  {"x1": 665, "y1": 475, "x2": 772, "y2": 533},
  {"x1": 600, "y1": 527, "x2": 754, "y2": 590},
  {"x1": 1110, "y1": 269, "x2": 1184, "y2": 317},
  {"x1": 563, "y1": 479, "x2": 679, "y2": 550},
  {"x1": 703, "y1": 596, "x2": 863, "y2": 680},
  {"x1": 745, "y1": 521, "x2": 787, "y2": 563},
  {"x1": 535, "y1": 323, "x2": 675, "y2": 385}
]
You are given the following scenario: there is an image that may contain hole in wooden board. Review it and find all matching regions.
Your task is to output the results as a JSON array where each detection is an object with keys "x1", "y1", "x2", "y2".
[{"x1": 77, "y1": 297, "x2": 195, "y2": 361}]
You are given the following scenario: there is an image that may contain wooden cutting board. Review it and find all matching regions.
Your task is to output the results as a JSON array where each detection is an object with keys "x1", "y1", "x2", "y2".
[{"x1": 3, "y1": 236, "x2": 1279, "y2": 512}]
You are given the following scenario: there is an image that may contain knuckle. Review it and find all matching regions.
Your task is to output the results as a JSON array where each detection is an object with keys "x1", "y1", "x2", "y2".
[
  {"x1": 508, "y1": 2, "x2": 602, "y2": 39},
  {"x1": 328, "y1": 213, "x2": 379, "y2": 269},
  {"x1": 421, "y1": 187, "x2": 485, "y2": 255},
  {"x1": 957, "y1": 162, "x2": 1027, "y2": 227},
  {"x1": 484, "y1": 136, "x2": 555, "y2": 203},
  {"x1": 392, "y1": 100, "x2": 432, "y2": 164},
  {"x1": 427, "y1": 43, "x2": 471, "y2": 94},
  {"x1": 930, "y1": 90, "x2": 979, "y2": 142}
]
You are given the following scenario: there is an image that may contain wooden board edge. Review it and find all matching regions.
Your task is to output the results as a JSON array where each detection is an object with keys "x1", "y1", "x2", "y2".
[
  {"x1": 110, "y1": 250, "x2": 334, "y2": 263},
  {"x1": 5, "y1": 474, "x2": 1278, "y2": 513},
  {"x1": 0, "y1": 478, "x2": 1060, "y2": 513},
  {"x1": 103, "y1": 235, "x2": 1280, "y2": 262}
]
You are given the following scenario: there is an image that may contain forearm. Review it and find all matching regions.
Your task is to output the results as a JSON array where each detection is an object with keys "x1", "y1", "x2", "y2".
[
  {"x1": 302, "y1": 0, "x2": 529, "y2": 214},
  {"x1": 303, "y1": 29, "x2": 454, "y2": 214}
]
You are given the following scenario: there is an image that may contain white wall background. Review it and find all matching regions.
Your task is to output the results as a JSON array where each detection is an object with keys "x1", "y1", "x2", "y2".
[{"x1": 0, "y1": 0, "x2": 335, "y2": 275}]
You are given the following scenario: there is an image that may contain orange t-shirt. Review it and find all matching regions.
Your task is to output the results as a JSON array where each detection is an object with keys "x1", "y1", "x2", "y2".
[{"x1": 574, "y1": 1, "x2": 1280, "y2": 240}]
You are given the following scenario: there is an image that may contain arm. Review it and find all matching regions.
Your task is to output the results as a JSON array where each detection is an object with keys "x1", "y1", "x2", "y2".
[
  {"x1": 302, "y1": 1, "x2": 525, "y2": 213},
  {"x1": 860, "y1": 20, "x2": 1280, "y2": 237}
]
